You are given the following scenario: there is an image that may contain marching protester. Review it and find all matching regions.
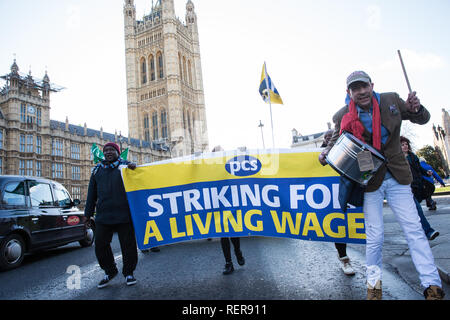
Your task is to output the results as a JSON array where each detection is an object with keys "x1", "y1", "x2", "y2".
[
  {"x1": 85, "y1": 142, "x2": 139, "y2": 288},
  {"x1": 419, "y1": 157, "x2": 446, "y2": 210},
  {"x1": 318, "y1": 71, "x2": 445, "y2": 300},
  {"x1": 320, "y1": 130, "x2": 355, "y2": 276},
  {"x1": 211, "y1": 145, "x2": 246, "y2": 275},
  {"x1": 220, "y1": 237, "x2": 245, "y2": 275},
  {"x1": 400, "y1": 136, "x2": 439, "y2": 240}
]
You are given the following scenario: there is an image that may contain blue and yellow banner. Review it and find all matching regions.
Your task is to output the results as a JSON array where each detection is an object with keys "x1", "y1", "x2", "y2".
[{"x1": 121, "y1": 149, "x2": 365, "y2": 250}]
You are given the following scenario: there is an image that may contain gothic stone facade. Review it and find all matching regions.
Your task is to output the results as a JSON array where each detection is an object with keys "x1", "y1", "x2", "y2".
[
  {"x1": 124, "y1": 0, "x2": 209, "y2": 157},
  {"x1": 0, "y1": 0, "x2": 209, "y2": 206},
  {"x1": 0, "y1": 60, "x2": 168, "y2": 206},
  {"x1": 433, "y1": 108, "x2": 450, "y2": 175}
]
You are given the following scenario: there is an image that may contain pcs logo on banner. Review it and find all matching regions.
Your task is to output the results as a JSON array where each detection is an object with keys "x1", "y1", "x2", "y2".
[
  {"x1": 225, "y1": 156, "x2": 262, "y2": 176},
  {"x1": 121, "y1": 150, "x2": 366, "y2": 250}
]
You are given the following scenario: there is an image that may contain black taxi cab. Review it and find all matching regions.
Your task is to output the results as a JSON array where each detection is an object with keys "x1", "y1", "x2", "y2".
[{"x1": 0, "y1": 175, "x2": 94, "y2": 270}]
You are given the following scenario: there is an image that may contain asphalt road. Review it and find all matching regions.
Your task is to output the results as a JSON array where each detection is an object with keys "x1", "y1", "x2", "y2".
[
  {"x1": 0, "y1": 226, "x2": 427, "y2": 301},
  {"x1": 3, "y1": 197, "x2": 450, "y2": 320},
  {"x1": 3, "y1": 195, "x2": 450, "y2": 302}
]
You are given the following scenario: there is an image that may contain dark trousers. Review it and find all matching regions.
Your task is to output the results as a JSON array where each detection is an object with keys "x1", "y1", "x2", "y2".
[
  {"x1": 335, "y1": 243, "x2": 347, "y2": 258},
  {"x1": 221, "y1": 237, "x2": 241, "y2": 263},
  {"x1": 425, "y1": 196, "x2": 436, "y2": 208},
  {"x1": 95, "y1": 222, "x2": 138, "y2": 277}
]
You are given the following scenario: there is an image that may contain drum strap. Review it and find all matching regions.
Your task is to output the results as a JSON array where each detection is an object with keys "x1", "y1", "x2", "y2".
[{"x1": 341, "y1": 97, "x2": 381, "y2": 150}]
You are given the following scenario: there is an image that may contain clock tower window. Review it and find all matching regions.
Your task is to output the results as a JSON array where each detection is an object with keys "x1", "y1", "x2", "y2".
[{"x1": 20, "y1": 103, "x2": 40, "y2": 125}]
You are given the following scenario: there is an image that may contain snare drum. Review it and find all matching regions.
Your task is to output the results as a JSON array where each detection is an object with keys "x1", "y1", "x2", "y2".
[{"x1": 326, "y1": 132, "x2": 385, "y2": 185}]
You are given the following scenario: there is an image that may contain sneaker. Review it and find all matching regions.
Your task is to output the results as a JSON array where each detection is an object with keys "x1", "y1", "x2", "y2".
[
  {"x1": 235, "y1": 250, "x2": 245, "y2": 266},
  {"x1": 367, "y1": 280, "x2": 382, "y2": 300},
  {"x1": 97, "y1": 271, "x2": 118, "y2": 289},
  {"x1": 125, "y1": 275, "x2": 137, "y2": 286},
  {"x1": 338, "y1": 255, "x2": 355, "y2": 276},
  {"x1": 223, "y1": 262, "x2": 234, "y2": 275},
  {"x1": 423, "y1": 285, "x2": 445, "y2": 300},
  {"x1": 428, "y1": 230, "x2": 440, "y2": 241}
]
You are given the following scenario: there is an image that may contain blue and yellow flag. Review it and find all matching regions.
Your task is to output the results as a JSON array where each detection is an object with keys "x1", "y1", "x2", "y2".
[{"x1": 259, "y1": 62, "x2": 283, "y2": 105}]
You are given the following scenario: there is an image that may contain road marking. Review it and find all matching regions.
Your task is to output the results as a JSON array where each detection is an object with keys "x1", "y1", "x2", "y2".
[{"x1": 81, "y1": 254, "x2": 122, "y2": 277}]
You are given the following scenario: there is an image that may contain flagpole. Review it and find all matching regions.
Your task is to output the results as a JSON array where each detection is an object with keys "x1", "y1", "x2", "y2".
[
  {"x1": 264, "y1": 62, "x2": 275, "y2": 149},
  {"x1": 269, "y1": 101, "x2": 275, "y2": 149}
]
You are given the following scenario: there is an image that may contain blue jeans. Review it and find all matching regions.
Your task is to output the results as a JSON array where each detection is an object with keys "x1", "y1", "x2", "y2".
[
  {"x1": 363, "y1": 177, "x2": 441, "y2": 288},
  {"x1": 414, "y1": 197, "x2": 435, "y2": 238}
]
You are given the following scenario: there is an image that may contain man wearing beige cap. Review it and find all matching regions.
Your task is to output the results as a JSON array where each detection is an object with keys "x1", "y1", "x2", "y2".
[{"x1": 318, "y1": 71, "x2": 445, "y2": 300}]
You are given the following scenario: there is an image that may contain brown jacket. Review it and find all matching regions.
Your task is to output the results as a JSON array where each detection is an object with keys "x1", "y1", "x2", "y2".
[{"x1": 324, "y1": 92, "x2": 430, "y2": 192}]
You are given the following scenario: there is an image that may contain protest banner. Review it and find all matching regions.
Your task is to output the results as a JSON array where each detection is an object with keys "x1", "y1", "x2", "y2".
[{"x1": 121, "y1": 149, "x2": 365, "y2": 250}]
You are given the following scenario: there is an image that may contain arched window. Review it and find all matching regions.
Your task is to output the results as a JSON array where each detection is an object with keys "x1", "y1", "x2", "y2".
[
  {"x1": 152, "y1": 110, "x2": 159, "y2": 140},
  {"x1": 161, "y1": 109, "x2": 168, "y2": 139},
  {"x1": 178, "y1": 52, "x2": 183, "y2": 80},
  {"x1": 191, "y1": 111, "x2": 196, "y2": 137},
  {"x1": 188, "y1": 60, "x2": 193, "y2": 86},
  {"x1": 187, "y1": 111, "x2": 191, "y2": 134},
  {"x1": 143, "y1": 114, "x2": 150, "y2": 142},
  {"x1": 149, "y1": 54, "x2": 155, "y2": 81},
  {"x1": 140, "y1": 57, "x2": 147, "y2": 84},
  {"x1": 157, "y1": 51, "x2": 164, "y2": 79},
  {"x1": 182, "y1": 57, "x2": 187, "y2": 82}
]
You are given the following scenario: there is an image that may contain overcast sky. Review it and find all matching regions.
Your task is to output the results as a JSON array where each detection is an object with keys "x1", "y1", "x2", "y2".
[{"x1": 1, "y1": 0, "x2": 449, "y2": 152}]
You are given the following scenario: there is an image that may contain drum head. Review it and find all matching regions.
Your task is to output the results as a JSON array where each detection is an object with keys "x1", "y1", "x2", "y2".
[{"x1": 342, "y1": 131, "x2": 385, "y2": 161}]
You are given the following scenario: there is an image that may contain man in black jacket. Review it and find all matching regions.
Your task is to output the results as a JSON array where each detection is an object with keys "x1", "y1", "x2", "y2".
[{"x1": 85, "y1": 142, "x2": 138, "y2": 288}]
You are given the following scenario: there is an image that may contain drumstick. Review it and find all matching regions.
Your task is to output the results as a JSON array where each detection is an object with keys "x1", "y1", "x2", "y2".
[{"x1": 397, "y1": 50, "x2": 412, "y2": 93}]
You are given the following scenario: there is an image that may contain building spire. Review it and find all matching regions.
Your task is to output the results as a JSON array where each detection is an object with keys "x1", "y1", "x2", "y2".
[
  {"x1": 186, "y1": 0, "x2": 196, "y2": 25},
  {"x1": 10, "y1": 58, "x2": 19, "y2": 74},
  {"x1": 43, "y1": 65, "x2": 50, "y2": 83}
]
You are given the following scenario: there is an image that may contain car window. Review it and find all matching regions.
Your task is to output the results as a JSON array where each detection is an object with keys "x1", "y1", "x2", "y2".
[
  {"x1": 29, "y1": 182, "x2": 54, "y2": 207},
  {"x1": 2, "y1": 182, "x2": 26, "y2": 206},
  {"x1": 53, "y1": 184, "x2": 72, "y2": 207}
]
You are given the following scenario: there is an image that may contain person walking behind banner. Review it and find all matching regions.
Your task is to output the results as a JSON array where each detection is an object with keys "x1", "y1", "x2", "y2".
[
  {"x1": 85, "y1": 142, "x2": 139, "y2": 288},
  {"x1": 220, "y1": 237, "x2": 245, "y2": 275},
  {"x1": 319, "y1": 71, "x2": 445, "y2": 300},
  {"x1": 211, "y1": 145, "x2": 246, "y2": 275},
  {"x1": 419, "y1": 157, "x2": 446, "y2": 210},
  {"x1": 320, "y1": 130, "x2": 355, "y2": 276},
  {"x1": 400, "y1": 137, "x2": 439, "y2": 240}
]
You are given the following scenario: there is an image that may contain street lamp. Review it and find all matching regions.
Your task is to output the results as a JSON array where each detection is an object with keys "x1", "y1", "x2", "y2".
[
  {"x1": 258, "y1": 120, "x2": 265, "y2": 149},
  {"x1": 117, "y1": 131, "x2": 126, "y2": 153}
]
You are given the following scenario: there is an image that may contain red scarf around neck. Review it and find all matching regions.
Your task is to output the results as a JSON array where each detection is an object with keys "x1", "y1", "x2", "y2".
[{"x1": 340, "y1": 96, "x2": 381, "y2": 150}]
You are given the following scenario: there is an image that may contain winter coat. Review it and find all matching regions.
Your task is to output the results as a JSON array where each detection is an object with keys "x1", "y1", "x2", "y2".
[{"x1": 85, "y1": 160, "x2": 132, "y2": 225}]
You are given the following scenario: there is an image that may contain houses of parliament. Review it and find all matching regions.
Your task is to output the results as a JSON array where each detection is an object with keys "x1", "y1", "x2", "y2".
[{"x1": 0, "y1": 0, "x2": 209, "y2": 204}]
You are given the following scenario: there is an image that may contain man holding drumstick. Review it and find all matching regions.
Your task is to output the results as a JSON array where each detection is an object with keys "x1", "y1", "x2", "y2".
[{"x1": 318, "y1": 71, "x2": 445, "y2": 300}]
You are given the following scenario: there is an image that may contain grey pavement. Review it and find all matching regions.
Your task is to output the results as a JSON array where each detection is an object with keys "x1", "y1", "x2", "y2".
[{"x1": 377, "y1": 193, "x2": 450, "y2": 292}]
